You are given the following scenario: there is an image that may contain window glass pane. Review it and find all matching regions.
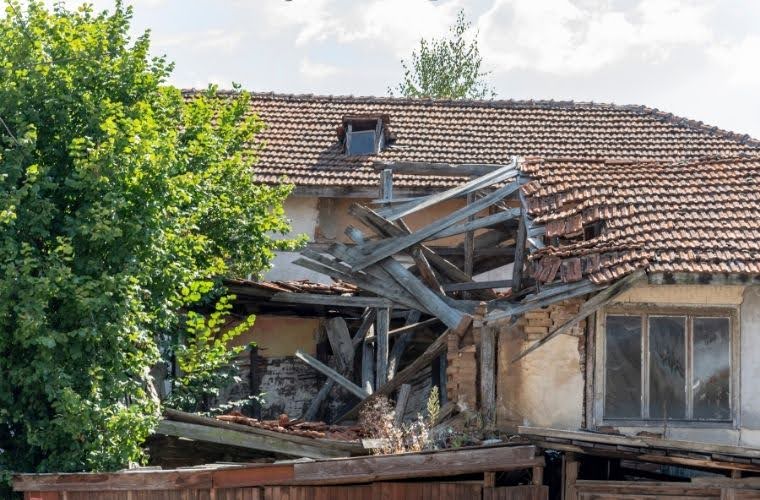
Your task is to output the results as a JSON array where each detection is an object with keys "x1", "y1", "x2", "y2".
[
  {"x1": 649, "y1": 316, "x2": 686, "y2": 419},
  {"x1": 348, "y1": 130, "x2": 376, "y2": 155},
  {"x1": 693, "y1": 317, "x2": 731, "y2": 420},
  {"x1": 605, "y1": 315, "x2": 642, "y2": 418}
]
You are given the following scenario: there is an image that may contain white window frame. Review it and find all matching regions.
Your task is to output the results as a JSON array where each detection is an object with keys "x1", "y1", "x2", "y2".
[{"x1": 593, "y1": 304, "x2": 740, "y2": 428}]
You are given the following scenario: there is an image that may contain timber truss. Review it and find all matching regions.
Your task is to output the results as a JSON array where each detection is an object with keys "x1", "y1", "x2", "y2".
[{"x1": 291, "y1": 157, "x2": 645, "y2": 423}]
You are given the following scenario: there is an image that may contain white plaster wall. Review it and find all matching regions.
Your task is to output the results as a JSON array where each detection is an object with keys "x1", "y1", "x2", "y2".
[
  {"x1": 264, "y1": 196, "x2": 324, "y2": 282},
  {"x1": 740, "y1": 286, "x2": 760, "y2": 445}
]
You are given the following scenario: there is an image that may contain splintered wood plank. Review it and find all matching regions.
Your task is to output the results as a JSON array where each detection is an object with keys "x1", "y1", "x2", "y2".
[
  {"x1": 295, "y1": 351, "x2": 369, "y2": 400},
  {"x1": 361, "y1": 338, "x2": 375, "y2": 395},
  {"x1": 302, "y1": 380, "x2": 335, "y2": 421},
  {"x1": 511, "y1": 269, "x2": 646, "y2": 362},
  {"x1": 387, "y1": 310, "x2": 422, "y2": 378},
  {"x1": 512, "y1": 212, "x2": 527, "y2": 293},
  {"x1": 352, "y1": 308, "x2": 377, "y2": 348},
  {"x1": 352, "y1": 180, "x2": 522, "y2": 271},
  {"x1": 271, "y1": 292, "x2": 391, "y2": 309},
  {"x1": 428, "y1": 208, "x2": 521, "y2": 241}
]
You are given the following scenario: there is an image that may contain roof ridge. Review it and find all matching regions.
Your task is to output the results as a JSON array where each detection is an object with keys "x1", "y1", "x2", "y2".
[{"x1": 181, "y1": 88, "x2": 760, "y2": 149}]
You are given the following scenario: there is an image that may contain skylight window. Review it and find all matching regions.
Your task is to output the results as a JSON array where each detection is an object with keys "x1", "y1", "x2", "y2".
[{"x1": 341, "y1": 116, "x2": 390, "y2": 156}]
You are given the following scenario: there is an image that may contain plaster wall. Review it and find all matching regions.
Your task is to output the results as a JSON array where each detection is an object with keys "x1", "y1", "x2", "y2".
[
  {"x1": 235, "y1": 315, "x2": 319, "y2": 357},
  {"x1": 496, "y1": 318, "x2": 585, "y2": 430}
]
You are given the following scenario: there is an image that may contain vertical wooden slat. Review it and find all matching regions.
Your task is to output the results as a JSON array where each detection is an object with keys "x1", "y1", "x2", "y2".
[
  {"x1": 375, "y1": 306, "x2": 390, "y2": 387},
  {"x1": 563, "y1": 453, "x2": 579, "y2": 500},
  {"x1": 512, "y1": 214, "x2": 526, "y2": 293}
]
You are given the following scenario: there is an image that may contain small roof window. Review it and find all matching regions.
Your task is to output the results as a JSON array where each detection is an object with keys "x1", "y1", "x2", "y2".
[{"x1": 340, "y1": 115, "x2": 390, "y2": 156}]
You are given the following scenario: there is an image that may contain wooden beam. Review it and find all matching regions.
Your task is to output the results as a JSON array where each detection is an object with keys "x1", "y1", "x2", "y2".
[
  {"x1": 479, "y1": 325, "x2": 496, "y2": 427},
  {"x1": 290, "y1": 444, "x2": 542, "y2": 485},
  {"x1": 157, "y1": 420, "x2": 348, "y2": 460},
  {"x1": 373, "y1": 161, "x2": 508, "y2": 178},
  {"x1": 271, "y1": 292, "x2": 392, "y2": 308},
  {"x1": 512, "y1": 212, "x2": 527, "y2": 293},
  {"x1": 352, "y1": 307, "x2": 377, "y2": 349},
  {"x1": 303, "y1": 380, "x2": 335, "y2": 421},
  {"x1": 388, "y1": 310, "x2": 422, "y2": 379},
  {"x1": 394, "y1": 384, "x2": 412, "y2": 425},
  {"x1": 380, "y1": 168, "x2": 393, "y2": 202},
  {"x1": 338, "y1": 329, "x2": 451, "y2": 422},
  {"x1": 361, "y1": 339, "x2": 375, "y2": 395},
  {"x1": 375, "y1": 306, "x2": 390, "y2": 388},
  {"x1": 442, "y1": 280, "x2": 512, "y2": 292},
  {"x1": 463, "y1": 193, "x2": 475, "y2": 287},
  {"x1": 325, "y1": 317, "x2": 354, "y2": 373},
  {"x1": 512, "y1": 269, "x2": 646, "y2": 362},
  {"x1": 386, "y1": 317, "x2": 441, "y2": 339},
  {"x1": 13, "y1": 470, "x2": 214, "y2": 492},
  {"x1": 428, "y1": 208, "x2": 521, "y2": 241},
  {"x1": 376, "y1": 159, "x2": 518, "y2": 221},
  {"x1": 487, "y1": 279, "x2": 603, "y2": 322},
  {"x1": 295, "y1": 350, "x2": 369, "y2": 400},
  {"x1": 352, "y1": 180, "x2": 522, "y2": 271}
]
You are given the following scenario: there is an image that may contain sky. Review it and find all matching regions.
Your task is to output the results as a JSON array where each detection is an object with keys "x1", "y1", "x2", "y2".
[{"x1": 54, "y1": 0, "x2": 760, "y2": 138}]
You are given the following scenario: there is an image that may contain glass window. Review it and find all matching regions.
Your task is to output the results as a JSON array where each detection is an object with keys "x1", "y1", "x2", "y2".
[
  {"x1": 649, "y1": 316, "x2": 686, "y2": 419},
  {"x1": 347, "y1": 130, "x2": 376, "y2": 155},
  {"x1": 605, "y1": 316, "x2": 642, "y2": 419},
  {"x1": 693, "y1": 317, "x2": 731, "y2": 420},
  {"x1": 603, "y1": 311, "x2": 732, "y2": 422}
]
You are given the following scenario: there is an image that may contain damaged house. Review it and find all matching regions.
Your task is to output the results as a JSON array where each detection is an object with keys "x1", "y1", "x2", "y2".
[{"x1": 145, "y1": 93, "x2": 760, "y2": 497}]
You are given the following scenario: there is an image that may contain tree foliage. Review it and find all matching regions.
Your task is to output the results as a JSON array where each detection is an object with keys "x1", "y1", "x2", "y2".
[
  {"x1": 390, "y1": 10, "x2": 495, "y2": 99},
  {"x1": 0, "y1": 0, "x2": 299, "y2": 479}
]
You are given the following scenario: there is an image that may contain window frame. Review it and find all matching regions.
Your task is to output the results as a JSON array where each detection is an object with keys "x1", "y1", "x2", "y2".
[{"x1": 594, "y1": 304, "x2": 740, "y2": 428}]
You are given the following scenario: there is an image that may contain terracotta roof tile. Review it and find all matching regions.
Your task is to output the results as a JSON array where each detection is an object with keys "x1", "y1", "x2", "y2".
[
  {"x1": 523, "y1": 157, "x2": 760, "y2": 283},
  {"x1": 189, "y1": 91, "x2": 760, "y2": 190}
]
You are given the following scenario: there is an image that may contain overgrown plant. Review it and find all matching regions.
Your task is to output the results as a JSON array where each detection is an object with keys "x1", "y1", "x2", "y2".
[
  {"x1": 0, "y1": 0, "x2": 301, "y2": 484},
  {"x1": 166, "y1": 294, "x2": 260, "y2": 414},
  {"x1": 390, "y1": 10, "x2": 495, "y2": 99}
]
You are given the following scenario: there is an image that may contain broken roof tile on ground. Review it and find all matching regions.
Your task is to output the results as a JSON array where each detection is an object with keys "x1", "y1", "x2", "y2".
[{"x1": 187, "y1": 91, "x2": 760, "y2": 190}]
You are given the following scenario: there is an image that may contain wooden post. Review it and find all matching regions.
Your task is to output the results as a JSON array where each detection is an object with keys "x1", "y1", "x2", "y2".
[
  {"x1": 563, "y1": 452, "x2": 579, "y2": 500},
  {"x1": 463, "y1": 193, "x2": 475, "y2": 285},
  {"x1": 532, "y1": 464, "x2": 544, "y2": 486},
  {"x1": 394, "y1": 383, "x2": 412, "y2": 425},
  {"x1": 362, "y1": 338, "x2": 375, "y2": 395},
  {"x1": 479, "y1": 325, "x2": 496, "y2": 427},
  {"x1": 375, "y1": 306, "x2": 390, "y2": 388},
  {"x1": 380, "y1": 168, "x2": 393, "y2": 202},
  {"x1": 512, "y1": 214, "x2": 526, "y2": 293},
  {"x1": 484, "y1": 471, "x2": 496, "y2": 487},
  {"x1": 388, "y1": 310, "x2": 421, "y2": 379},
  {"x1": 325, "y1": 317, "x2": 354, "y2": 374}
]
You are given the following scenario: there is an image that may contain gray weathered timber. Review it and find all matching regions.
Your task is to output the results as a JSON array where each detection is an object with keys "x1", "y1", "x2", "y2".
[
  {"x1": 352, "y1": 308, "x2": 377, "y2": 349},
  {"x1": 380, "y1": 168, "x2": 393, "y2": 202},
  {"x1": 387, "y1": 310, "x2": 422, "y2": 378},
  {"x1": 295, "y1": 350, "x2": 369, "y2": 399},
  {"x1": 272, "y1": 292, "x2": 391, "y2": 308},
  {"x1": 376, "y1": 158, "x2": 518, "y2": 221},
  {"x1": 464, "y1": 192, "x2": 476, "y2": 295},
  {"x1": 512, "y1": 213, "x2": 527, "y2": 293},
  {"x1": 375, "y1": 306, "x2": 390, "y2": 388},
  {"x1": 352, "y1": 180, "x2": 522, "y2": 271},
  {"x1": 480, "y1": 326, "x2": 496, "y2": 426},
  {"x1": 442, "y1": 280, "x2": 512, "y2": 292},
  {"x1": 387, "y1": 317, "x2": 441, "y2": 339},
  {"x1": 325, "y1": 317, "x2": 354, "y2": 373},
  {"x1": 511, "y1": 269, "x2": 646, "y2": 362},
  {"x1": 373, "y1": 161, "x2": 509, "y2": 177},
  {"x1": 338, "y1": 329, "x2": 450, "y2": 422},
  {"x1": 428, "y1": 208, "x2": 521, "y2": 241},
  {"x1": 487, "y1": 279, "x2": 602, "y2": 322},
  {"x1": 362, "y1": 338, "x2": 375, "y2": 395},
  {"x1": 394, "y1": 384, "x2": 412, "y2": 425},
  {"x1": 303, "y1": 380, "x2": 335, "y2": 421},
  {"x1": 156, "y1": 420, "x2": 348, "y2": 459}
]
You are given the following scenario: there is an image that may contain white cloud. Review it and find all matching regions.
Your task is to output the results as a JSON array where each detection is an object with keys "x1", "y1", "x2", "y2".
[
  {"x1": 478, "y1": 0, "x2": 715, "y2": 75},
  {"x1": 299, "y1": 57, "x2": 342, "y2": 79},
  {"x1": 259, "y1": 0, "x2": 464, "y2": 56},
  {"x1": 707, "y1": 35, "x2": 760, "y2": 85},
  {"x1": 155, "y1": 29, "x2": 244, "y2": 52}
]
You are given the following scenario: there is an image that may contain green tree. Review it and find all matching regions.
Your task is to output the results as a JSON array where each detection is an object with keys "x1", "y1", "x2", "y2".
[
  {"x1": 0, "y1": 0, "x2": 300, "y2": 483},
  {"x1": 390, "y1": 10, "x2": 495, "y2": 99}
]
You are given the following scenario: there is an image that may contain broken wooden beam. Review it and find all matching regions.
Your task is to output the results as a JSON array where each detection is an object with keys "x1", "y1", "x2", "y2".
[
  {"x1": 325, "y1": 317, "x2": 354, "y2": 373},
  {"x1": 442, "y1": 280, "x2": 512, "y2": 292},
  {"x1": 351, "y1": 180, "x2": 522, "y2": 271},
  {"x1": 375, "y1": 306, "x2": 390, "y2": 388},
  {"x1": 352, "y1": 307, "x2": 377, "y2": 349},
  {"x1": 271, "y1": 292, "x2": 392, "y2": 309},
  {"x1": 295, "y1": 350, "x2": 369, "y2": 399},
  {"x1": 394, "y1": 384, "x2": 412, "y2": 425}
]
